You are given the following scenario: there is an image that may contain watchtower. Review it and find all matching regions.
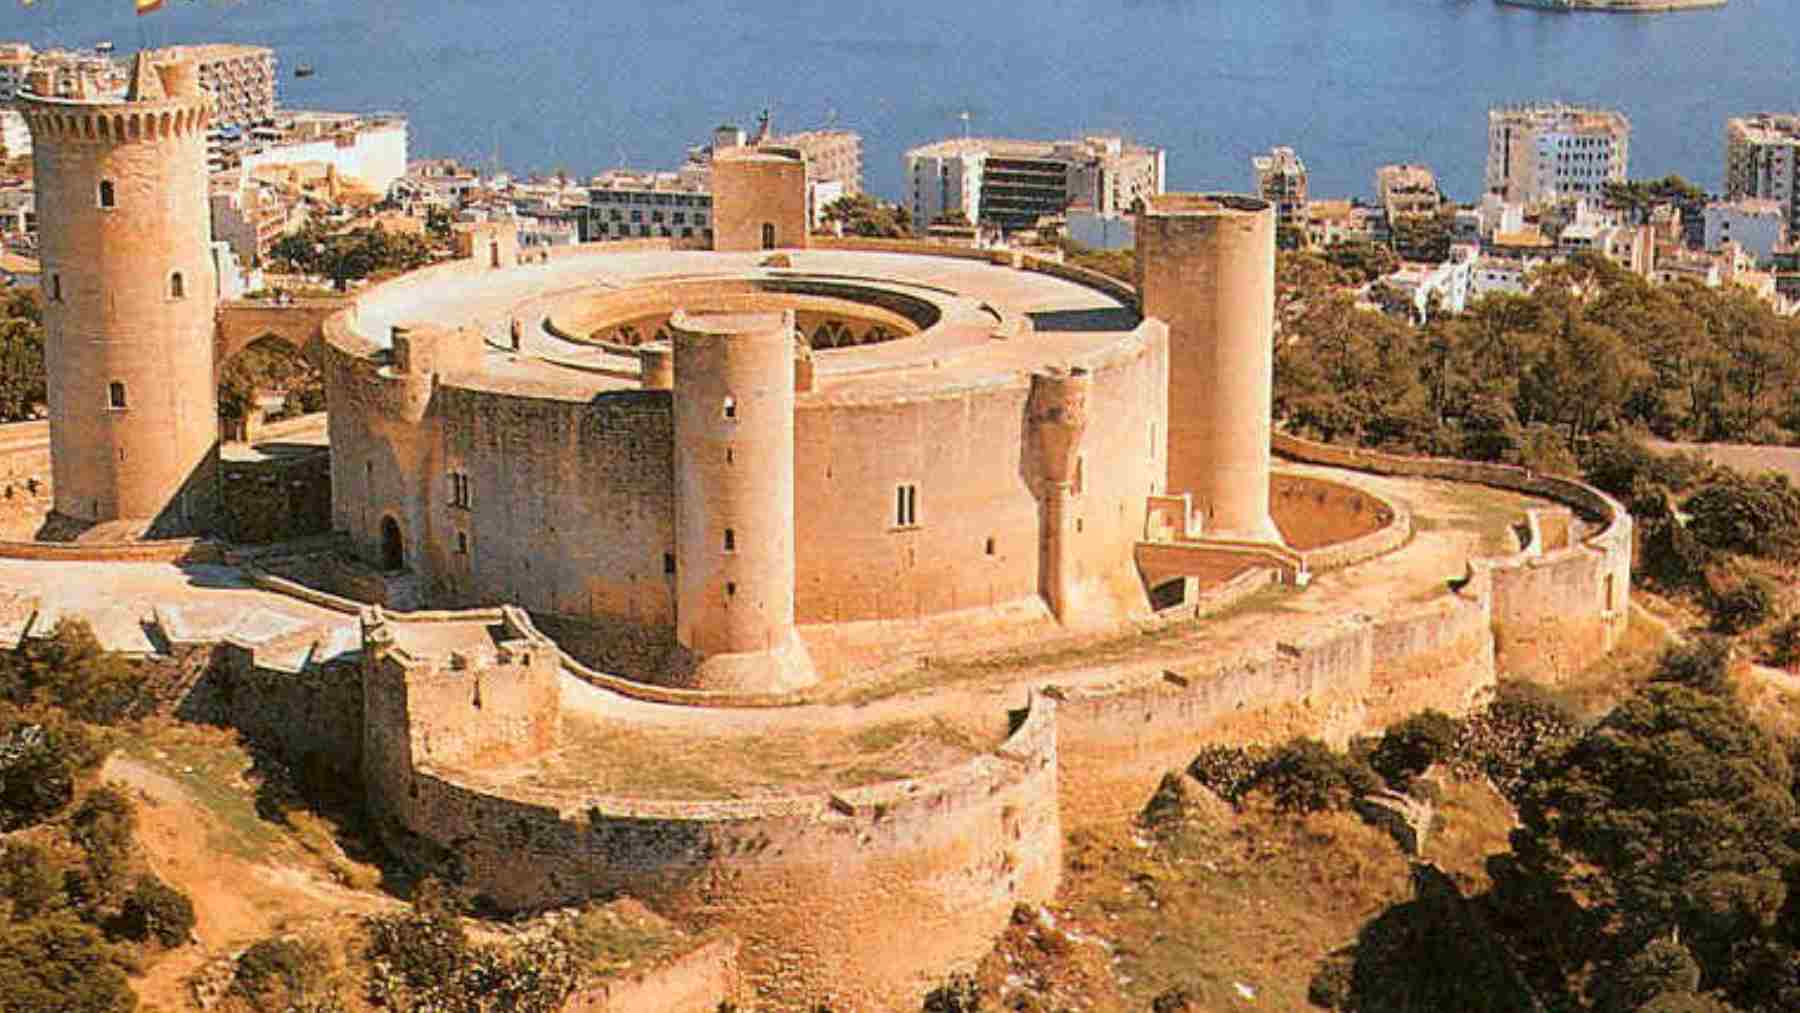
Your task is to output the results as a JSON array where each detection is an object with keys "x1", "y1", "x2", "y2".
[
  {"x1": 670, "y1": 309, "x2": 816, "y2": 691},
  {"x1": 20, "y1": 52, "x2": 219, "y2": 535},
  {"x1": 1136, "y1": 194, "x2": 1282, "y2": 544},
  {"x1": 711, "y1": 146, "x2": 810, "y2": 253}
]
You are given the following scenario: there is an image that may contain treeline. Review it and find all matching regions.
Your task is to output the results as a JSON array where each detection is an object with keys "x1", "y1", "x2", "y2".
[
  {"x1": 0, "y1": 288, "x2": 43, "y2": 423},
  {"x1": 1276, "y1": 250, "x2": 1800, "y2": 455},
  {"x1": 269, "y1": 219, "x2": 440, "y2": 291}
]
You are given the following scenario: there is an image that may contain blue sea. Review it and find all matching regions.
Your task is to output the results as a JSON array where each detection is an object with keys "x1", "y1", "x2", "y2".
[{"x1": 1, "y1": 0, "x2": 1791, "y2": 203}]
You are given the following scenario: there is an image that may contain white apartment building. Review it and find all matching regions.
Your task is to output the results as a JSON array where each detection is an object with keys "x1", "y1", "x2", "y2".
[
  {"x1": 1703, "y1": 198, "x2": 1786, "y2": 262},
  {"x1": 1252, "y1": 146, "x2": 1308, "y2": 226},
  {"x1": 905, "y1": 134, "x2": 1164, "y2": 234},
  {"x1": 1726, "y1": 114, "x2": 1800, "y2": 234},
  {"x1": 236, "y1": 111, "x2": 409, "y2": 195},
  {"x1": 1486, "y1": 104, "x2": 1630, "y2": 205}
]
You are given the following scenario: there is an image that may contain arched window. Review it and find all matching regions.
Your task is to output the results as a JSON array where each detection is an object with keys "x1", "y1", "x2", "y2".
[
  {"x1": 722, "y1": 395, "x2": 737, "y2": 420},
  {"x1": 107, "y1": 381, "x2": 126, "y2": 409},
  {"x1": 169, "y1": 272, "x2": 184, "y2": 299},
  {"x1": 380, "y1": 516, "x2": 404, "y2": 572},
  {"x1": 49, "y1": 274, "x2": 60, "y2": 302},
  {"x1": 97, "y1": 180, "x2": 115, "y2": 208},
  {"x1": 761, "y1": 223, "x2": 776, "y2": 250}
]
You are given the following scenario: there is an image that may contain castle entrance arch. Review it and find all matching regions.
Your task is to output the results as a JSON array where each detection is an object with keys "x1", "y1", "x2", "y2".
[{"x1": 380, "y1": 516, "x2": 405, "y2": 572}]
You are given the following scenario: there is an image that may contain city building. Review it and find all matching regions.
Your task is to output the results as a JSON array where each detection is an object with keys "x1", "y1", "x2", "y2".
[
  {"x1": 1301, "y1": 199, "x2": 1379, "y2": 248},
  {"x1": 1486, "y1": 103, "x2": 1630, "y2": 204},
  {"x1": 1374, "y1": 163, "x2": 1440, "y2": 222},
  {"x1": 0, "y1": 108, "x2": 28, "y2": 160},
  {"x1": 1252, "y1": 146, "x2": 1308, "y2": 226},
  {"x1": 582, "y1": 168, "x2": 712, "y2": 243},
  {"x1": 1382, "y1": 245, "x2": 1475, "y2": 320},
  {"x1": 389, "y1": 157, "x2": 482, "y2": 212},
  {"x1": 209, "y1": 176, "x2": 309, "y2": 267},
  {"x1": 904, "y1": 134, "x2": 1164, "y2": 233},
  {"x1": 1703, "y1": 197, "x2": 1786, "y2": 262},
  {"x1": 1725, "y1": 113, "x2": 1800, "y2": 232},
  {"x1": 0, "y1": 43, "x2": 32, "y2": 104},
  {"x1": 1065, "y1": 205, "x2": 1135, "y2": 249},
  {"x1": 234, "y1": 110, "x2": 409, "y2": 194},
  {"x1": 173, "y1": 43, "x2": 276, "y2": 131}
]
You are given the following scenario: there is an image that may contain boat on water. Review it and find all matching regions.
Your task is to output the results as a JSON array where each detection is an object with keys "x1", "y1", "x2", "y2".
[
  {"x1": 295, "y1": 65, "x2": 315, "y2": 78},
  {"x1": 94, "y1": 41, "x2": 114, "y2": 54}
]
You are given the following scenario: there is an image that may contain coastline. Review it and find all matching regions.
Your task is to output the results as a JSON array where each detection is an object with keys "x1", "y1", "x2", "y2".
[{"x1": 1497, "y1": 0, "x2": 1726, "y2": 11}]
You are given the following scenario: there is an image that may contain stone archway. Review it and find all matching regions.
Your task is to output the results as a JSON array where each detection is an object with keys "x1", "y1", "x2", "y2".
[{"x1": 381, "y1": 515, "x2": 405, "y2": 572}]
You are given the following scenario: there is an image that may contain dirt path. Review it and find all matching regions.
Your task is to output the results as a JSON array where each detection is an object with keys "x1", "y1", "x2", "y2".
[{"x1": 104, "y1": 754, "x2": 398, "y2": 1012}]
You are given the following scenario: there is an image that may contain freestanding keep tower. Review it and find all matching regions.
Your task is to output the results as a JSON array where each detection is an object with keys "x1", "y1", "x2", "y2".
[
  {"x1": 670, "y1": 309, "x2": 817, "y2": 691},
  {"x1": 1136, "y1": 194, "x2": 1282, "y2": 544},
  {"x1": 19, "y1": 52, "x2": 219, "y2": 536}
]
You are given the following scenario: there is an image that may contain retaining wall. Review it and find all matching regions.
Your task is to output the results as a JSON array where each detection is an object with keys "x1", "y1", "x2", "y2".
[{"x1": 368, "y1": 690, "x2": 1061, "y2": 1010}]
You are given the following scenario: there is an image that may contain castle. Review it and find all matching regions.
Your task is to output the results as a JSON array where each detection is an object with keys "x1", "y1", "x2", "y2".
[{"x1": 9, "y1": 48, "x2": 1634, "y2": 1008}]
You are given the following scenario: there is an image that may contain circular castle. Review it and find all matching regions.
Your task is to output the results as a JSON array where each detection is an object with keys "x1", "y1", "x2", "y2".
[{"x1": 6, "y1": 48, "x2": 1636, "y2": 1009}]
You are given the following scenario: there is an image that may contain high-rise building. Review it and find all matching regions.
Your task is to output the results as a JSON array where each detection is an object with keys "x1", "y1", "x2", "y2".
[
  {"x1": 1251, "y1": 146, "x2": 1308, "y2": 226},
  {"x1": 1374, "y1": 163, "x2": 1440, "y2": 222},
  {"x1": 1486, "y1": 104, "x2": 1630, "y2": 205},
  {"x1": 1725, "y1": 113, "x2": 1800, "y2": 234},
  {"x1": 904, "y1": 134, "x2": 1165, "y2": 233},
  {"x1": 175, "y1": 44, "x2": 276, "y2": 130}
]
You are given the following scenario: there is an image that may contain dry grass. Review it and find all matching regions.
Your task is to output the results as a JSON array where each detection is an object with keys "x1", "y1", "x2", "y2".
[
  {"x1": 514, "y1": 712, "x2": 1004, "y2": 800},
  {"x1": 1014, "y1": 778, "x2": 1518, "y2": 1010}
]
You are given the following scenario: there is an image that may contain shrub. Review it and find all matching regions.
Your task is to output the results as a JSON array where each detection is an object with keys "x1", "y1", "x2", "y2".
[
  {"x1": 0, "y1": 914, "x2": 136, "y2": 1013},
  {"x1": 1766, "y1": 616, "x2": 1800, "y2": 669},
  {"x1": 1683, "y1": 474, "x2": 1800, "y2": 561},
  {"x1": 1638, "y1": 516, "x2": 1713, "y2": 592},
  {"x1": 922, "y1": 973, "x2": 985, "y2": 1012},
  {"x1": 1308, "y1": 953, "x2": 1355, "y2": 1009},
  {"x1": 0, "y1": 723, "x2": 74, "y2": 832},
  {"x1": 1186, "y1": 745, "x2": 1263, "y2": 802},
  {"x1": 232, "y1": 935, "x2": 334, "y2": 1009},
  {"x1": 1591, "y1": 937, "x2": 1701, "y2": 1013},
  {"x1": 111, "y1": 874, "x2": 194, "y2": 948},
  {"x1": 0, "y1": 620, "x2": 149, "y2": 726},
  {"x1": 1706, "y1": 575, "x2": 1777, "y2": 635},
  {"x1": 1251, "y1": 738, "x2": 1379, "y2": 814},
  {"x1": 1650, "y1": 638, "x2": 1733, "y2": 695},
  {"x1": 0, "y1": 841, "x2": 63, "y2": 921},
  {"x1": 1452, "y1": 682, "x2": 1581, "y2": 802},
  {"x1": 70, "y1": 787, "x2": 135, "y2": 894},
  {"x1": 1372, "y1": 710, "x2": 1462, "y2": 788}
]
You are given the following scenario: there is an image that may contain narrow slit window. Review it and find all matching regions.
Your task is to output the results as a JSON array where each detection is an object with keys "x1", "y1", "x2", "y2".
[
  {"x1": 49, "y1": 274, "x2": 61, "y2": 302},
  {"x1": 896, "y1": 483, "x2": 918, "y2": 527},
  {"x1": 723, "y1": 528, "x2": 735, "y2": 552},
  {"x1": 169, "y1": 272, "x2": 184, "y2": 299},
  {"x1": 985, "y1": 537, "x2": 995, "y2": 556},
  {"x1": 455, "y1": 531, "x2": 468, "y2": 554},
  {"x1": 98, "y1": 180, "x2": 115, "y2": 208},
  {"x1": 663, "y1": 552, "x2": 676, "y2": 575},
  {"x1": 722, "y1": 395, "x2": 737, "y2": 420},
  {"x1": 107, "y1": 381, "x2": 126, "y2": 409}
]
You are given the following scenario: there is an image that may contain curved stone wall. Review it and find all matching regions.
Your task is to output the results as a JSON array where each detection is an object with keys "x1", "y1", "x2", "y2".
[{"x1": 371, "y1": 688, "x2": 1061, "y2": 1009}]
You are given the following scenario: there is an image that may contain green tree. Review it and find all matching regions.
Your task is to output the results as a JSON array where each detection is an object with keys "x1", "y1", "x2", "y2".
[
  {"x1": 1508, "y1": 682, "x2": 1799, "y2": 996},
  {"x1": 820, "y1": 193, "x2": 912, "y2": 238},
  {"x1": 0, "y1": 915, "x2": 136, "y2": 1013}
]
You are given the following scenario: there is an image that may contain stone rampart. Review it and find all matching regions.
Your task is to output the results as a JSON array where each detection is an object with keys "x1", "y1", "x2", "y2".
[
  {"x1": 1271, "y1": 432, "x2": 1632, "y2": 678},
  {"x1": 561, "y1": 934, "x2": 740, "y2": 1012},
  {"x1": 369, "y1": 690, "x2": 1060, "y2": 1009}
]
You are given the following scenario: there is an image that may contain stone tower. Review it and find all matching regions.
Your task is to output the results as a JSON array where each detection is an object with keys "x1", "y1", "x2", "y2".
[
  {"x1": 1029, "y1": 367, "x2": 1091, "y2": 624},
  {"x1": 711, "y1": 145, "x2": 810, "y2": 253},
  {"x1": 1136, "y1": 194, "x2": 1281, "y2": 544},
  {"x1": 20, "y1": 52, "x2": 218, "y2": 536},
  {"x1": 670, "y1": 309, "x2": 816, "y2": 691}
]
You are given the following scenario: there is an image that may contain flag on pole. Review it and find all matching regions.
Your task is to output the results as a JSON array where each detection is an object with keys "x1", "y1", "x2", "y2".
[{"x1": 136, "y1": 0, "x2": 164, "y2": 14}]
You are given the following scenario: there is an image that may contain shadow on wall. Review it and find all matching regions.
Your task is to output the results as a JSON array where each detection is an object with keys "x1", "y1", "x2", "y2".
[{"x1": 1026, "y1": 307, "x2": 1140, "y2": 333}]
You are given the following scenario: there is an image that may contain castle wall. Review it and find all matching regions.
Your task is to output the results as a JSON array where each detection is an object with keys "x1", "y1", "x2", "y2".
[
  {"x1": 792, "y1": 321, "x2": 1166, "y2": 628},
  {"x1": 23, "y1": 86, "x2": 220, "y2": 533},
  {"x1": 1270, "y1": 432, "x2": 1633, "y2": 679},
  {"x1": 369, "y1": 692, "x2": 1061, "y2": 1010},
  {"x1": 561, "y1": 934, "x2": 740, "y2": 1013}
]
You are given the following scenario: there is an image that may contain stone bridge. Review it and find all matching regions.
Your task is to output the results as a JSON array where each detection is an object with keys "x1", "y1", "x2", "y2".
[{"x1": 214, "y1": 298, "x2": 348, "y2": 369}]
